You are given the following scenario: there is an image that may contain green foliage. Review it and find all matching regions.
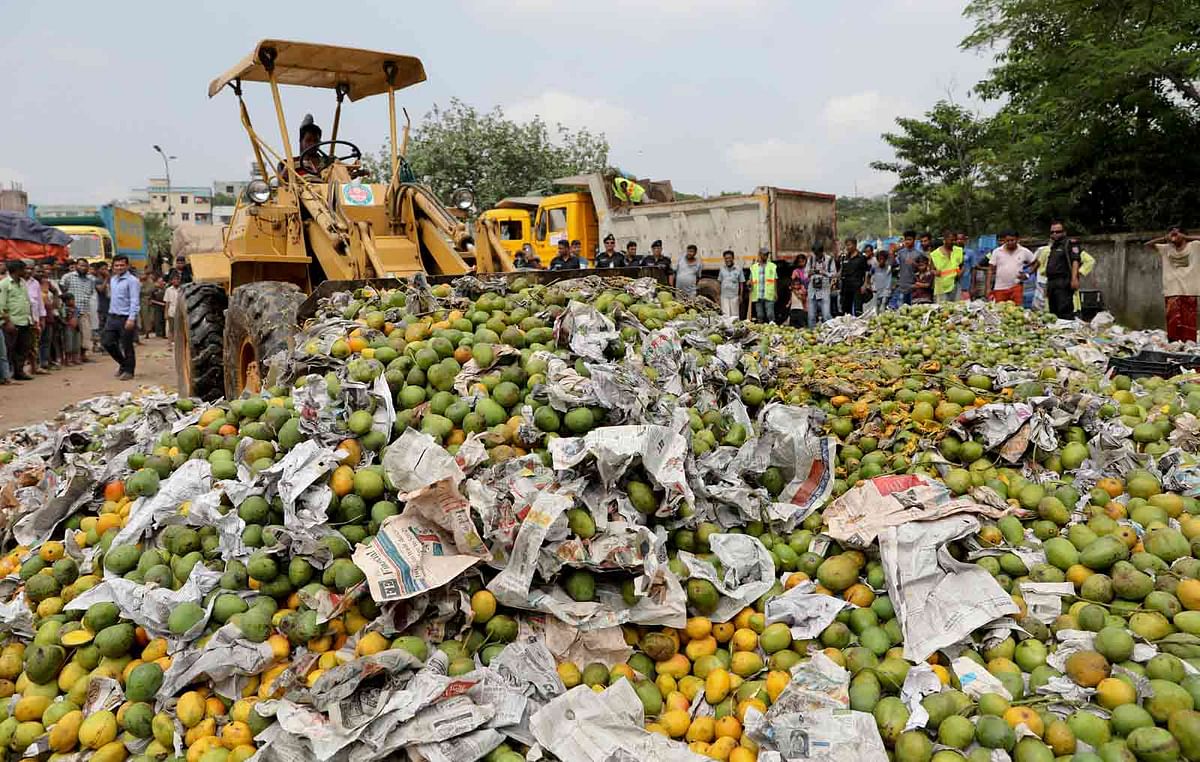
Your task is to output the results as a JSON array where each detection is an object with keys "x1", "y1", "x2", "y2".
[
  {"x1": 836, "y1": 195, "x2": 922, "y2": 240},
  {"x1": 362, "y1": 98, "x2": 608, "y2": 210},
  {"x1": 876, "y1": 0, "x2": 1200, "y2": 233},
  {"x1": 143, "y1": 213, "x2": 171, "y2": 263},
  {"x1": 211, "y1": 193, "x2": 237, "y2": 207}
]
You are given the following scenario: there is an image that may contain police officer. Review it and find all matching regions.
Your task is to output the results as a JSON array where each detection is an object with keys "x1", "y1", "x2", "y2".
[
  {"x1": 645, "y1": 240, "x2": 672, "y2": 271},
  {"x1": 624, "y1": 241, "x2": 640, "y2": 267},
  {"x1": 549, "y1": 240, "x2": 583, "y2": 270},
  {"x1": 594, "y1": 234, "x2": 624, "y2": 268},
  {"x1": 1036, "y1": 221, "x2": 1084, "y2": 318}
]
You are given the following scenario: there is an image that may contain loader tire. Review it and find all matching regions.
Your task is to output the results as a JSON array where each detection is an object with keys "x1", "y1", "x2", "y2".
[
  {"x1": 223, "y1": 281, "x2": 304, "y2": 399},
  {"x1": 697, "y1": 277, "x2": 721, "y2": 307},
  {"x1": 175, "y1": 283, "x2": 228, "y2": 402}
]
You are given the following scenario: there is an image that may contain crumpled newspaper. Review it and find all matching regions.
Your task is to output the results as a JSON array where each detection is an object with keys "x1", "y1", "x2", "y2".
[
  {"x1": 763, "y1": 580, "x2": 848, "y2": 639},
  {"x1": 550, "y1": 422, "x2": 695, "y2": 513},
  {"x1": 111, "y1": 459, "x2": 214, "y2": 547},
  {"x1": 487, "y1": 490, "x2": 687, "y2": 630},
  {"x1": 160, "y1": 622, "x2": 275, "y2": 699},
  {"x1": 557, "y1": 301, "x2": 619, "y2": 363},
  {"x1": 879, "y1": 514, "x2": 1019, "y2": 662},
  {"x1": 530, "y1": 682, "x2": 707, "y2": 762},
  {"x1": 353, "y1": 512, "x2": 482, "y2": 603},
  {"x1": 678, "y1": 533, "x2": 776, "y2": 623},
  {"x1": 743, "y1": 653, "x2": 885, "y2": 761},
  {"x1": 824, "y1": 474, "x2": 1010, "y2": 547},
  {"x1": 65, "y1": 562, "x2": 221, "y2": 642}
]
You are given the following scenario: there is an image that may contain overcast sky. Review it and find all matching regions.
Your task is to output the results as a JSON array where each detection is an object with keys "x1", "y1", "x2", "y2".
[{"x1": 3, "y1": 0, "x2": 991, "y2": 206}]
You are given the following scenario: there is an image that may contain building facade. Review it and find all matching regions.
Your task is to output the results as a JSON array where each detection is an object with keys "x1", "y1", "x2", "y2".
[{"x1": 131, "y1": 178, "x2": 212, "y2": 226}]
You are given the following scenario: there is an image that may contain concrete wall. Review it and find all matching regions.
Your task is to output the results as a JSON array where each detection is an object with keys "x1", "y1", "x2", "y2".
[{"x1": 1071, "y1": 232, "x2": 1163, "y2": 329}]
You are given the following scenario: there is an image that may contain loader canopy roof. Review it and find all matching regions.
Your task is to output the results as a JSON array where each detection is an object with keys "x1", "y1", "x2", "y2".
[{"x1": 208, "y1": 39, "x2": 426, "y2": 101}]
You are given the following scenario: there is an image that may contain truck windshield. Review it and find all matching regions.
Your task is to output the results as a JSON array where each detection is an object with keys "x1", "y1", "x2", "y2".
[
  {"x1": 499, "y1": 220, "x2": 523, "y2": 240},
  {"x1": 68, "y1": 235, "x2": 102, "y2": 260}
]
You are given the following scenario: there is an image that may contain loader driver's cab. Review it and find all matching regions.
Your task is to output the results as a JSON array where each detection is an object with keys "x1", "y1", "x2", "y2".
[{"x1": 289, "y1": 114, "x2": 366, "y2": 180}]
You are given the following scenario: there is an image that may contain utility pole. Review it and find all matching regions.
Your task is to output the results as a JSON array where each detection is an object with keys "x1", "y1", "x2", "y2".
[
  {"x1": 886, "y1": 194, "x2": 893, "y2": 238},
  {"x1": 153, "y1": 145, "x2": 175, "y2": 226}
]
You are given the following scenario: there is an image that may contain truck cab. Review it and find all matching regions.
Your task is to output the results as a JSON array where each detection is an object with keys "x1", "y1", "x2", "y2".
[
  {"x1": 56, "y1": 225, "x2": 114, "y2": 264},
  {"x1": 479, "y1": 200, "x2": 537, "y2": 258},
  {"x1": 529, "y1": 192, "x2": 597, "y2": 266}
]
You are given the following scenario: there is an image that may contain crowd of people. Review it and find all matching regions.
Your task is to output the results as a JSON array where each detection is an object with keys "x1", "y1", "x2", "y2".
[
  {"x1": 505, "y1": 223, "x2": 1111, "y2": 330},
  {"x1": 0, "y1": 254, "x2": 193, "y2": 384}
]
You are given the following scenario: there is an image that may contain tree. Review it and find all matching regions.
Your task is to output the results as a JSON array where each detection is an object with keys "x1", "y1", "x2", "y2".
[
  {"x1": 961, "y1": 0, "x2": 1200, "y2": 230},
  {"x1": 211, "y1": 193, "x2": 237, "y2": 207},
  {"x1": 143, "y1": 213, "x2": 171, "y2": 269},
  {"x1": 871, "y1": 101, "x2": 999, "y2": 233},
  {"x1": 363, "y1": 98, "x2": 609, "y2": 210}
]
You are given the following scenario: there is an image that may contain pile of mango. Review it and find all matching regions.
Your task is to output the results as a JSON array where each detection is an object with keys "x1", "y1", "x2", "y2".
[{"x1": 4, "y1": 279, "x2": 1200, "y2": 761}]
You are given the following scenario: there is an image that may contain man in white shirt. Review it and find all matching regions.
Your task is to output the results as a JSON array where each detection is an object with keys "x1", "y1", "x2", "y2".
[
  {"x1": 1147, "y1": 227, "x2": 1200, "y2": 343},
  {"x1": 987, "y1": 231, "x2": 1037, "y2": 305}
]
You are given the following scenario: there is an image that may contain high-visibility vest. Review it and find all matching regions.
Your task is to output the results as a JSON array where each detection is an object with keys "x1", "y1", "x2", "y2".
[
  {"x1": 930, "y1": 246, "x2": 963, "y2": 294},
  {"x1": 613, "y1": 177, "x2": 646, "y2": 203},
  {"x1": 750, "y1": 261, "x2": 777, "y2": 302}
]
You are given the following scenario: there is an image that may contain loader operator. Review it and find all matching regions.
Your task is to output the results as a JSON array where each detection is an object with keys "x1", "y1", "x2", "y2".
[{"x1": 278, "y1": 114, "x2": 324, "y2": 177}]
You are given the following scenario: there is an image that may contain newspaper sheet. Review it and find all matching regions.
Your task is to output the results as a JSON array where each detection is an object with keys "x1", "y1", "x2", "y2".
[
  {"x1": 824, "y1": 473, "x2": 1010, "y2": 547},
  {"x1": 352, "y1": 515, "x2": 481, "y2": 603},
  {"x1": 880, "y1": 514, "x2": 1019, "y2": 662}
]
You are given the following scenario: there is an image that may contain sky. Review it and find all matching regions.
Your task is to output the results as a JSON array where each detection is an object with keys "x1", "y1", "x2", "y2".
[{"x1": 2, "y1": 0, "x2": 993, "y2": 206}]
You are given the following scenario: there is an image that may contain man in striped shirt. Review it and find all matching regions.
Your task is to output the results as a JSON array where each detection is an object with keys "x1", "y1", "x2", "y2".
[{"x1": 59, "y1": 258, "x2": 96, "y2": 363}]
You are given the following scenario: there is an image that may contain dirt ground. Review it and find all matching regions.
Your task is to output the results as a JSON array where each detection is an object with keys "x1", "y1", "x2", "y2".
[{"x1": 0, "y1": 336, "x2": 177, "y2": 433}]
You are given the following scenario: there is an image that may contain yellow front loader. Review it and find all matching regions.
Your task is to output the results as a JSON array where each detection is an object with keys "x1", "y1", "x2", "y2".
[{"x1": 175, "y1": 39, "x2": 514, "y2": 400}]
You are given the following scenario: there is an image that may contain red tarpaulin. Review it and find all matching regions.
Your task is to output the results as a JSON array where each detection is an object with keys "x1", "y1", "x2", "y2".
[
  {"x1": 0, "y1": 239, "x2": 70, "y2": 264},
  {"x1": 0, "y1": 212, "x2": 72, "y2": 264}
]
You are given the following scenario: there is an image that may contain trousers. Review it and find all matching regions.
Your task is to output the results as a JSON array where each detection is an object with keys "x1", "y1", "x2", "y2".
[{"x1": 101, "y1": 314, "x2": 137, "y2": 375}]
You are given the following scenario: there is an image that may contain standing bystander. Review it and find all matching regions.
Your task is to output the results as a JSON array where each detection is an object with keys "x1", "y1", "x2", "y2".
[
  {"x1": 868, "y1": 248, "x2": 893, "y2": 312},
  {"x1": 806, "y1": 245, "x2": 835, "y2": 326},
  {"x1": 838, "y1": 238, "x2": 869, "y2": 316},
  {"x1": 748, "y1": 247, "x2": 778, "y2": 323},
  {"x1": 930, "y1": 231, "x2": 963, "y2": 303},
  {"x1": 59, "y1": 258, "x2": 96, "y2": 363},
  {"x1": 62, "y1": 294, "x2": 80, "y2": 365},
  {"x1": 1035, "y1": 221, "x2": 1084, "y2": 319},
  {"x1": 889, "y1": 231, "x2": 921, "y2": 308},
  {"x1": 716, "y1": 250, "x2": 744, "y2": 319},
  {"x1": 673, "y1": 245, "x2": 703, "y2": 297},
  {"x1": 0, "y1": 261, "x2": 34, "y2": 381},
  {"x1": 102, "y1": 255, "x2": 141, "y2": 380},
  {"x1": 1146, "y1": 227, "x2": 1200, "y2": 342},
  {"x1": 987, "y1": 232, "x2": 1037, "y2": 304},
  {"x1": 163, "y1": 273, "x2": 181, "y2": 341},
  {"x1": 26, "y1": 264, "x2": 45, "y2": 374},
  {"x1": 594, "y1": 234, "x2": 623, "y2": 268},
  {"x1": 788, "y1": 257, "x2": 809, "y2": 327}
]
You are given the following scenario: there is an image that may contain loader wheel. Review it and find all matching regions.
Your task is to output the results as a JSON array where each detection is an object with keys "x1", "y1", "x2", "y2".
[
  {"x1": 223, "y1": 282, "x2": 304, "y2": 399},
  {"x1": 697, "y1": 277, "x2": 721, "y2": 307},
  {"x1": 175, "y1": 283, "x2": 228, "y2": 402}
]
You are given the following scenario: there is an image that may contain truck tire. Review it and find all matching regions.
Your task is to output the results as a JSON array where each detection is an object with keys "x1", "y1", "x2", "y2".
[
  {"x1": 697, "y1": 277, "x2": 721, "y2": 307},
  {"x1": 175, "y1": 283, "x2": 228, "y2": 402},
  {"x1": 223, "y1": 281, "x2": 304, "y2": 398}
]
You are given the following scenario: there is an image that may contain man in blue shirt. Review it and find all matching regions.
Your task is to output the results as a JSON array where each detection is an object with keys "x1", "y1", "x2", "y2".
[
  {"x1": 956, "y1": 232, "x2": 982, "y2": 300},
  {"x1": 102, "y1": 254, "x2": 141, "y2": 380}
]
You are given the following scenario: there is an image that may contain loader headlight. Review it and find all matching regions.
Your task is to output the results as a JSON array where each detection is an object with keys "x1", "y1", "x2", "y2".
[{"x1": 245, "y1": 179, "x2": 272, "y2": 205}]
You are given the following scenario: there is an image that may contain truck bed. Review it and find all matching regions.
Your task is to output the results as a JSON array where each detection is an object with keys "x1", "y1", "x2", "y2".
[{"x1": 563, "y1": 174, "x2": 836, "y2": 271}]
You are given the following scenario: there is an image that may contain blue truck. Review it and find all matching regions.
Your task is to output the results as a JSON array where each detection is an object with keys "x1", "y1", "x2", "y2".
[{"x1": 28, "y1": 204, "x2": 148, "y2": 267}]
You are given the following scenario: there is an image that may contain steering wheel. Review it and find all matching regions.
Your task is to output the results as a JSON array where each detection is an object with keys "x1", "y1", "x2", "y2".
[{"x1": 297, "y1": 140, "x2": 362, "y2": 171}]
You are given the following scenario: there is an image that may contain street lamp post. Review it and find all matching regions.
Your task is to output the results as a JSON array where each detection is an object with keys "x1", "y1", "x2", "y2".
[{"x1": 153, "y1": 145, "x2": 175, "y2": 226}]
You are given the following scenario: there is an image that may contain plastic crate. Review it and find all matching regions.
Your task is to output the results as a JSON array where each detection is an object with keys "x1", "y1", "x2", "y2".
[
  {"x1": 1133, "y1": 350, "x2": 1200, "y2": 369},
  {"x1": 1107, "y1": 356, "x2": 1184, "y2": 379},
  {"x1": 1107, "y1": 348, "x2": 1200, "y2": 379}
]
